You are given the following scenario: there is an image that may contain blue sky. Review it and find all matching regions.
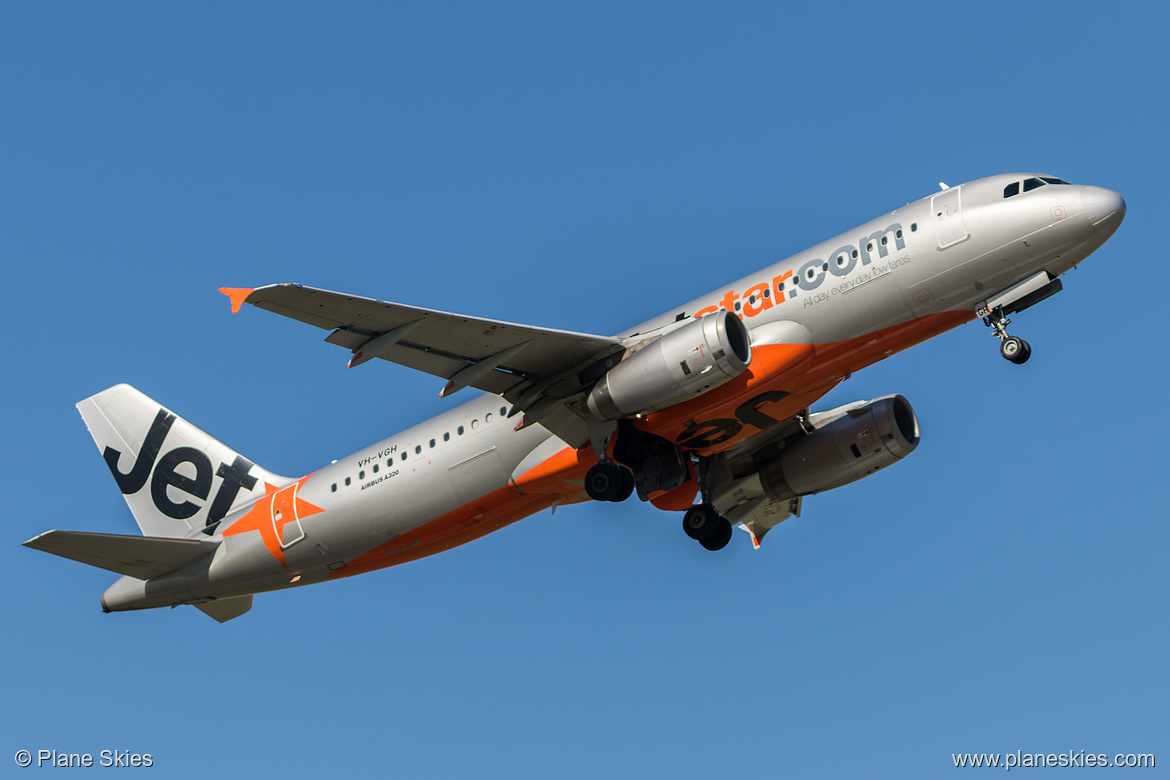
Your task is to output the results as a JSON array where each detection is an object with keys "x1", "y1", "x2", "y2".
[{"x1": 2, "y1": 2, "x2": 1165, "y2": 777}]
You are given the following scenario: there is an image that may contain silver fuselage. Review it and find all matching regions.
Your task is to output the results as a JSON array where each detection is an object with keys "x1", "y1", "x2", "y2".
[{"x1": 101, "y1": 173, "x2": 1125, "y2": 612}]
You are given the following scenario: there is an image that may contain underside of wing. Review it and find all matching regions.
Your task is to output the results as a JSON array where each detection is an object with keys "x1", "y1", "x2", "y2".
[{"x1": 223, "y1": 284, "x2": 628, "y2": 445}]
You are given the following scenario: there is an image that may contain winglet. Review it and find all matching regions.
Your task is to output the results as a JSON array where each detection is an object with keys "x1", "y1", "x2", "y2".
[{"x1": 218, "y1": 287, "x2": 255, "y2": 314}]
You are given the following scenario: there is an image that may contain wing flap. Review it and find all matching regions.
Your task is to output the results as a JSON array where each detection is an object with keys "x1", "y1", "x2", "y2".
[{"x1": 24, "y1": 530, "x2": 219, "y2": 580}]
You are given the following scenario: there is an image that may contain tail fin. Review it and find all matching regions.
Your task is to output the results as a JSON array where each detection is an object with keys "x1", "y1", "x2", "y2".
[{"x1": 78, "y1": 384, "x2": 290, "y2": 538}]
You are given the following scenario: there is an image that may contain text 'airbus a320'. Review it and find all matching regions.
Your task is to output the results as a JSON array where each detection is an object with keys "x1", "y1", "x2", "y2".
[{"x1": 26, "y1": 173, "x2": 1125, "y2": 621}]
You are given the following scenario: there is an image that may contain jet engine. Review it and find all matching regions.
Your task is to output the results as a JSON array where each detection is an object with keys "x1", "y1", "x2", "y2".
[
  {"x1": 587, "y1": 310, "x2": 752, "y2": 421},
  {"x1": 758, "y1": 394, "x2": 920, "y2": 501}
]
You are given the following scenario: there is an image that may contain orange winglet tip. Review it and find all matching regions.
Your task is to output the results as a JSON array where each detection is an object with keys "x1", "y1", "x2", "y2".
[{"x1": 218, "y1": 287, "x2": 255, "y2": 314}]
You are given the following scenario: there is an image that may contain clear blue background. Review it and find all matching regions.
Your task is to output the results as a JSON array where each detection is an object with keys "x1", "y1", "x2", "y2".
[{"x1": 2, "y1": 2, "x2": 1164, "y2": 777}]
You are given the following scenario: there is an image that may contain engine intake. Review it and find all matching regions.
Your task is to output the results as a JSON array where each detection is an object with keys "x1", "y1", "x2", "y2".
[
  {"x1": 760, "y1": 394, "x2": 920, "y2": 501},
  {"x1": 587, "y1": 311, "x2": 752, "y2": 421}
]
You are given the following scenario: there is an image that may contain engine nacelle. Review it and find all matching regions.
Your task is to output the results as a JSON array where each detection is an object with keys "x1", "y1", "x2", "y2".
[
  {"x1": 587, "y1": 311, "x2": 752, "y2": 421},
  {"x1": 759, "y1": 394, "x2": 920, "y2": 501}
]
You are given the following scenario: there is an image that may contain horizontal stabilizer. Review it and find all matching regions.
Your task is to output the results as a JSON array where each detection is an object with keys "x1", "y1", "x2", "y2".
[
  {"x1": 193, "y1": 595, "x2": 253, "y2": 623},
  {"x1": 24, "y1": 530, "x2": 219, "y2": 579}
]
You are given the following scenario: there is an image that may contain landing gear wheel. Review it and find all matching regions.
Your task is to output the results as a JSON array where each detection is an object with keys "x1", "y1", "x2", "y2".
[
  {"x1": 614, "y1": 467, "x2": 636, "y2": 503},
  {"x1": 1000, "y1": 336, "x2": 1032, "y2": 364},
  {"x1": 682, "y1": 504, "x2": 721, "y2": 541},
  {"x1": 699, "y1": 519, "x2": 734, "y2": 551},
  {"x1": 585, "y1": 462, "x2": 627, "y2": 502}
]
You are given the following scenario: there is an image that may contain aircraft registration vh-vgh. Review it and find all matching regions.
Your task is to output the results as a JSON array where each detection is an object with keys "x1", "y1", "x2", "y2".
[{"x1": 26, "y1": 173, "x2": 1125, "y2": 622}]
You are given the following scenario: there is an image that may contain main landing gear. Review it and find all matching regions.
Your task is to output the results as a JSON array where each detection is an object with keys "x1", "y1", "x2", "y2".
[
  {"x1": 682, "y1": 503, "x2": 733, "y2": 551},
  {"x1": 983, "y1": 306, "x2": 1031, "y2": 365},
  {"x1": 585, "y1": 461, "x2": 636, "y2": 502}
]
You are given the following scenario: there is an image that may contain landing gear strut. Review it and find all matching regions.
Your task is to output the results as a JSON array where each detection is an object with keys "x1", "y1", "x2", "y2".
[
  {"x1": 682, "y1": 503, "x2": 733, "y2": 551},
  {"x1": 585, "y1": 461, "x2": 635, "y2": 502},
  {"x1": 983, "y1": 306, "x2": 1031, "y2": 364}
]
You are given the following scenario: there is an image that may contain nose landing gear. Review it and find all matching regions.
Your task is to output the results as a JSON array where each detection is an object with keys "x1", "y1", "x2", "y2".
[
  {"x1": 983, "y1": 306, "x2": 1031, "y2": 364},
  {"x1": 999, "y1": 335, "x2": 1031, "y2": 364}
]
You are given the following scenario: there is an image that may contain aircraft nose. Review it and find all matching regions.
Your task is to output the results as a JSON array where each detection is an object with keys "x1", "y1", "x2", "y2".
[{"x1": 1082, "y1": 186, "x2": 1126, "y2": 238}]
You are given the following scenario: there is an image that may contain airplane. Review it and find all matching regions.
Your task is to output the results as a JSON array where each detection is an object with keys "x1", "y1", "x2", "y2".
[{"x1": 25, "y1": 173, "x2": 1125, "y2": 622}]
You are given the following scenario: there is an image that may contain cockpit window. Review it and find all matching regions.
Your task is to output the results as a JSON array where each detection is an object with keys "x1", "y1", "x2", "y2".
[{"x1": 1006, "y1": 177, "x2": 1071, "y2": 198}]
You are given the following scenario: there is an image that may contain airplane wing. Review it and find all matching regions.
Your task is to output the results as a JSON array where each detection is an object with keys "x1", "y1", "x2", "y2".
[{"x1": 221, "y1": 284, "x2": 627, "y2": 445}]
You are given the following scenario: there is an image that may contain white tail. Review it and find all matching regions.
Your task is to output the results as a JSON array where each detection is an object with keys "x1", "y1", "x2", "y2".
[{"x1": 77, "y1": 384, "x2": 290, "y2": 538}]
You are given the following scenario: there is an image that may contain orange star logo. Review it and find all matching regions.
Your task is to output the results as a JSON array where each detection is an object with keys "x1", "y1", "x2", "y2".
[{"x1": 222, "y1": 476, "x2": 324, "y2": 567}]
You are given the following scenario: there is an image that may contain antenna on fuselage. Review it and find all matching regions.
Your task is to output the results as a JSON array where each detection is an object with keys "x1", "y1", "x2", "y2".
[{"x1": 938, "y1": 181, "x2": 950, "y2": 190}]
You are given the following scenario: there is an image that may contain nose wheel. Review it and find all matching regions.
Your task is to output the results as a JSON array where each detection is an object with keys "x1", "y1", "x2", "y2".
[
  {"x1": 983, "y1": 306, "x2": 1031, "y2": 364},
  {"x1": 999, "y1": 336, "x2": 1031, "y2": 364}
]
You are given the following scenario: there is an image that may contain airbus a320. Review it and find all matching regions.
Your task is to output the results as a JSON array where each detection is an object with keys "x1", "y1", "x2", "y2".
[{"x1": 26, "y1": 173, "x2": 1125, "y2": 622}]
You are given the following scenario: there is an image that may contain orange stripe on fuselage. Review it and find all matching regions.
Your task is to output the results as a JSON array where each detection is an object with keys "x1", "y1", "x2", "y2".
[
  {"x1": 329, "y1": 441, "x2": 597, "y2": 579},
  {"x1": 329, "y1": 488, "x2": 561, "y2": 579}
]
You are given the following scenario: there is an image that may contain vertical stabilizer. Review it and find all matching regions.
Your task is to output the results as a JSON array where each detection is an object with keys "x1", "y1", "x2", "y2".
[{"x1": 77, "y1": 384, "x2": 290, "y2": 538}]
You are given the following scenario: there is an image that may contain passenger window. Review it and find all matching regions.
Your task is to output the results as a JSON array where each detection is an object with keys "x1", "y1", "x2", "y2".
[
  {"x1": 1003, "y1": 181, "x2": 1020, "y2": 198},
  {"x1": 472, "y1": 419, "x2": 480, "y2": 430},
  {"x1": 910, "y1": 223, "x2": 918, "y2": 232},
  {"x1": 401, "y1": 452, "x2": 407, "y2": 461},
  {"x1": 373, "y1": 464, "x2": 379, "y2": 473},
  {"x1": 486, "y1": 413, "x2": 494, "y2": 423},
  {"x1": 331, "y1": 483, "x2": 337, "y2": 493},
  {"x1": 1023, "y1": 177, "x2": 1045, "y2": 192},
  {"x1": 500, "y1": 406, "x2": 507, "y2": 416},
  {"x1": 429, "y1": 439, "x2": 435, "y2": 448},
  {"x1": 415, "y1": 445, "x2": 422, "y2": 454},
  {"x1": 444, "y1": 432, "x2": 450, "y2": 442},
  {"x1": 458, "y1": 425, "x2": 465, "y2": 435},
  {"x1": 345, "y1": 477, "x2": 351, "y2": 486},
  {"x1": 359, "y1": 470, "x2": 365, "y2": 479}
]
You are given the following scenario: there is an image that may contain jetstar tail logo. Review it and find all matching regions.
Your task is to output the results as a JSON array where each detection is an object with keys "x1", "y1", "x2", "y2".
[{"x1": 103, "y1": 409, "x2": 259, "y2": 534}]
